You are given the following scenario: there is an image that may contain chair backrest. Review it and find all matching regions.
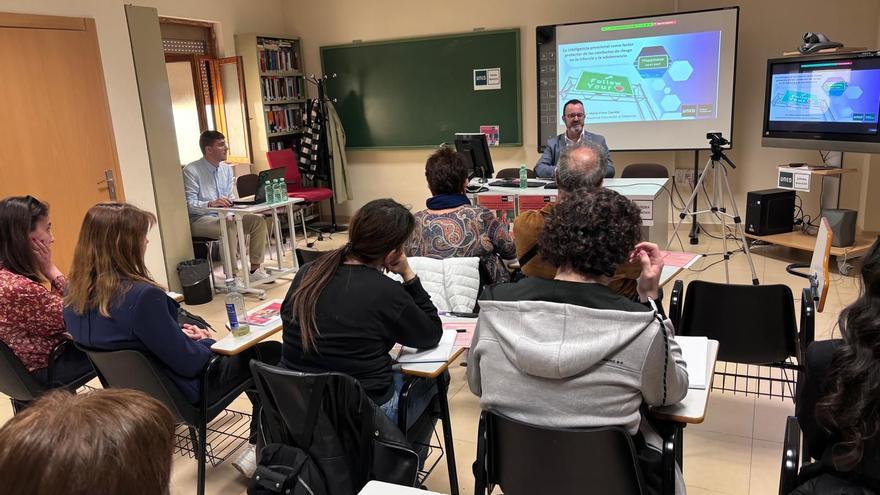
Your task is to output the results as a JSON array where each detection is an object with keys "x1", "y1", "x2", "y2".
[
  {"x1": 74, "y1": 343, "x2": 194, "y2": 423},
  {"x1": 0, "y1": 339, "x2": 44, "y2": 401},
  {"x1": 266, "y1": 149, "x2": 304, "y2": 188},
  {"x1": 621, "y1": 163, "x2": 669, "y2": 179},
  {"x1": 495, "y1": 167, "x2": 536, "y2": 179},
  {"x1": 678, "y1": 280, "x2": 798, "y2": 364},
  {"x1": 296, "y1": 248, "x2": 329, "y2": 266},
  {"x1": 236, "y1": 173, "x2": 259, "y2": 198},
  {"x1": 478, "y1": 411, "x2": 646, "y2": 495},
  {"x1": 249, "y1": 361, "x2": 419, "y2": 493}
]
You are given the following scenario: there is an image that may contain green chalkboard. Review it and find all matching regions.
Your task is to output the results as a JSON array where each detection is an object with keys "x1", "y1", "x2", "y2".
[{"x1": 320, "y1": 29, "x2": 521, "y2": 149}]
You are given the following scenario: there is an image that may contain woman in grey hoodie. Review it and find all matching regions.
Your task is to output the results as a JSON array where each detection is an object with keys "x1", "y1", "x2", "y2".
[{"x1": 468, "y1": 187, "x2": 689, "y2": 494}]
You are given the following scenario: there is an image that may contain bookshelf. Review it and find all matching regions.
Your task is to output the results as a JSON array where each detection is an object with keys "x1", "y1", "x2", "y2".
[
  {"x1": 236, "y1": 33, "x2": 319, "y2": 222},
  {"x1": 235, "y1": 33, "x2": 307, "y2": 170}
]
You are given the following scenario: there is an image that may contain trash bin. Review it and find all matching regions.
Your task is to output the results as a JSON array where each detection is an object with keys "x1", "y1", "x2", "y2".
[{"x1": 177, "y1": 259, "x2": 213, "y2": 305}]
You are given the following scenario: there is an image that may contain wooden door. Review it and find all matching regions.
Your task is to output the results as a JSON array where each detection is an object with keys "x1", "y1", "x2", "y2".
[{"x1": 0, "y1": 13, "x2": 124, "y2": 273}]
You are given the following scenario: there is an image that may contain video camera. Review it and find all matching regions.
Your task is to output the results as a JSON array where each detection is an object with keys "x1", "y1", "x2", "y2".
[{"x1": 706, "y1": 132, "x2": 730, "y2": 147}]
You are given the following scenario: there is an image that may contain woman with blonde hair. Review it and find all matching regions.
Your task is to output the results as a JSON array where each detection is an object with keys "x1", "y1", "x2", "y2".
[
  {"x1": 63, "y1": 202, "x2": 279, "y2": 477},
  {"x1": 0, "y1": 388, "x2": 176, "y2": 495}
]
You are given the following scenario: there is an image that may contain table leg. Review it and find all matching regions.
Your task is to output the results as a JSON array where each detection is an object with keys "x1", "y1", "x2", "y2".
[
  {"x1": 675, "y1": 423, "x2": 684, "y2": 466},
  {"x1": 286, "y1": 203, "x2": 299, "y2": 269},
  {"x1": 217, "y1": 214, "x2": 234, "y2": 284},
  {"x1": 236, "y1": 215, "x2": 249, "y2": 287},
  {"x1": 436, "y1": 374, "x2": 459, "y2": 495},
  {"x1": 271, "y1": 208, "x2": 284, "y2": 271}
]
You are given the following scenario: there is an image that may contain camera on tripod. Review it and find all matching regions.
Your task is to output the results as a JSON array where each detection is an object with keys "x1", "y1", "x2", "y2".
[{"x1": 706, "y1": 132, "x2": 730, "y2": 148}]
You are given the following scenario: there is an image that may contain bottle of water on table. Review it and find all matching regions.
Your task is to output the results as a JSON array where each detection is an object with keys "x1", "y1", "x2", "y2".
[
  {"x1": 519, "y1": 163, "x2": 528, "y2": 189},
  {"x1": 224, "y1": 279, "x2": 251, "y2": 337},
  {"x1": 264, "y1": 180, "x2": 274, "y2": 203}
]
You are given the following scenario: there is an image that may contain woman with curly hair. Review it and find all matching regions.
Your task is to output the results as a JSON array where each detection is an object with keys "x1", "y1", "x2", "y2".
[
  {"x1": 468, "y1": 187, "x2": 689, "y2": 495},
  {"x1": 406, "y1": 147, "x2": 516, "y2": 284},
  {"x1": 795, "y1": 237, "x2": 880, "y2": 492}
]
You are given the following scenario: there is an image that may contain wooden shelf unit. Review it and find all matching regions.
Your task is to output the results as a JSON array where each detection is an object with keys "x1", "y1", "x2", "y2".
[{"x1": 235, "y1": 33, "x2": 307, "y2": 170}]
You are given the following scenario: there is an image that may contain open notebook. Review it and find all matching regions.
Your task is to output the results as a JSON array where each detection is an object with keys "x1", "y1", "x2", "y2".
[
  {"x1": 394, "y1": 329, "x2": 457, "y2": 364},
  {"x1": 676, "y1": 335, "x2": 711, "y2": 390}
]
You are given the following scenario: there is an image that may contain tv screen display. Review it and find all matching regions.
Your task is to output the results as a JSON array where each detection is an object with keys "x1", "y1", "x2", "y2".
[{"x1": 762, "y1": 51, "x2": 880, "y2": 153}]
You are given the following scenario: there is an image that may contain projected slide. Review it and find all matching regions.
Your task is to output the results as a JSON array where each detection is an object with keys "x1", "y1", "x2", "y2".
[
  {"x1": 558, "y1": 31, "x2": 721, "y2": 124},
  {"x1": 768, "y1": 68, "x2": 880, "y2": 124}
]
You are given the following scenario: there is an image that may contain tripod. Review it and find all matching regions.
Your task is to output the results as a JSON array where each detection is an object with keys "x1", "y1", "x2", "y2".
[{"x1": 667, "y1": 143, "x2": 760, "y2": 285}]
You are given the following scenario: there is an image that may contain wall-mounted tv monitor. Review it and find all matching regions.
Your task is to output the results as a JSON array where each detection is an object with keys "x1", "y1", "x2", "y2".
[
  {"x1": 762, "y1": 51, "x2": 880, "y2": 153},
  {"x1": 536, "y1": 7, "x2": 739, "y2": 151}
]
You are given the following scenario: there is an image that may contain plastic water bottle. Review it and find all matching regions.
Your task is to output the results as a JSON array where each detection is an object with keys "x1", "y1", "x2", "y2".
[
  {"x1": 281, "y1": 179, "x2": 289, "y2": 201},
  {"x1": 224, "y1": 279, "x2": 250, "y2": 337},
  {"x1": 519, "y1": 163, "x2": 528, "y2": 189},
  {"x1": 274, "y1": 178, "x2": 286, "y2": 203},
  {"x1": 264, "y1": 179, "x2": 274, "y2": 203}
]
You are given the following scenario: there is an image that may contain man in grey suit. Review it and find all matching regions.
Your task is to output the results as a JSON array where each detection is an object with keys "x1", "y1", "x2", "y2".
[{"x1": 534, "y1": 99, "x2": 615, "y2": 179}]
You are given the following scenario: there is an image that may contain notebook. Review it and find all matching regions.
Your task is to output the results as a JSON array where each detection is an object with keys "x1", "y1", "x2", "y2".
[
  {"x1": 676, "y1": 336, "x2": 711, "y2": 390},
  {"x1": 395, "y1": 329, "x2": 457, "y2": 364}
]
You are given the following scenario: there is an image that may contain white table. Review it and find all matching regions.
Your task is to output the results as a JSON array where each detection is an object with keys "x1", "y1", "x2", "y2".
[
  {"x1": 207, "y1": 197, "x2": 304, "y2": 299},
  {"x1": 359, "y1": 481, "x2": 446, "y2": 494},
  {"x1": 469, "y1": 178, "x2": 670, "y2": 245}
]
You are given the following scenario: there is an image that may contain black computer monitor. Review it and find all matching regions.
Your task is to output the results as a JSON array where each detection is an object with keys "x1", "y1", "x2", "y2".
[{"x1": 454, "y1": 133, "x2": 494, "y2": 181}]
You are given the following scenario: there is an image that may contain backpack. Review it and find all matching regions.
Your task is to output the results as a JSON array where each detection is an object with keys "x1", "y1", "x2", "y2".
[{"x1": 248, "y1": 443, "x2": 329, "y2": 495}]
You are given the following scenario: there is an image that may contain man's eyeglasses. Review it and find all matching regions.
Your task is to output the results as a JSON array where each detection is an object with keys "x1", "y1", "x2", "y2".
[{"x1": 565, "y1": 113, "x2": 585, "y2": 119}]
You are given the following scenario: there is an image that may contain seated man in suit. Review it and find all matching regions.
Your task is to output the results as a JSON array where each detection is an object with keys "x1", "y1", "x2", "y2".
[
  {"x1": 535, "y1": 99, "x2": 614, "y2": 178},
  {"x1": 183, "y1": 130, "x2": 270, "y2": 282},
  {"x1": 514, "y1": 142, "x2": 640, "y2": 298}
]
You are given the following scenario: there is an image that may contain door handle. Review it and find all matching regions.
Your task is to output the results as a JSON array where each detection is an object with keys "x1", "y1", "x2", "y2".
[{"x1": 97, "y1": 169, "x2": 117, "y2": 200}]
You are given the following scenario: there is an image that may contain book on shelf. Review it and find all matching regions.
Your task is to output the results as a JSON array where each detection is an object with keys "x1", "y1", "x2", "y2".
[
  {"x1": 257, "y1": 38, "x2": 299, "y2": 72},
  {"x1": 265, "y1": 105, "x2": 303, "y2": 134}
]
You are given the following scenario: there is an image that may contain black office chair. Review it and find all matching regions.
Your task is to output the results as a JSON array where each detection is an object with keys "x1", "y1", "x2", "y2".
[
  {"x1": 495, "y1": 168, "x2": 536, "y2": 179},
  {"x1": 474, "y1": 410, "x2": 676, "y2": 495},
  {"x1": 249, "y1": 361, "x2": 422, "y2": 493},
  {"x1": 621, "y1": 163, "x2": 669, "y2": 179},
  {"x1": 295, "y1": 247, "x2": 329, "y2": 266},
  {"x1": 0, "y1": 340, "x2": 96, "y2": 415},
  {"x1": 670, "y1": 280, "x2": 815, "y2": 400},
  {"x1": 75, "y1": 344, "x2": 252, "y2": 495}
]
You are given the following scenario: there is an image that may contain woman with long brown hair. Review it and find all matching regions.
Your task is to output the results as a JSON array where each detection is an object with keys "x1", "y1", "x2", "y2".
[
  {"x1": 280, "y1": 198, "x2": 442, "y2": 426},
  {"x1": 0, "y1": 195, "x2": 92, "y2": 387},
  {"x1": 63, "y1": 202, "x2": 280, "y2": 478},
  {"x1": 796, "y1": 237, "x2": 880, "y2": 491}
]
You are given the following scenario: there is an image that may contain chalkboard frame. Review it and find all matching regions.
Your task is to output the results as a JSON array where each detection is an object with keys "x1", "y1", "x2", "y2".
[{"x1": 320, "y1": 29, "x2": 522, "y2": 150}]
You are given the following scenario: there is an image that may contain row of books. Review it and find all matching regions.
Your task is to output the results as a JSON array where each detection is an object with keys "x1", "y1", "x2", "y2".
[
  {"x1": 258, "y1": 39, "x2": 299, "y2": 72},
  {"x1": 268, "y1": 141, "x2": 292, "y2": 151},
  {"x1": 266, "y1": 106, "x2": 303, "y2": 134},
  {"x1": 262, "y1": 76, "x2": 304, "y2": 102}
]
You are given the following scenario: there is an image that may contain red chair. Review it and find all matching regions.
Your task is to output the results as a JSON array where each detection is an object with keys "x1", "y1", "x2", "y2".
[{"x1": 266, "y1": 149, "x2": 334, "y2": 242}]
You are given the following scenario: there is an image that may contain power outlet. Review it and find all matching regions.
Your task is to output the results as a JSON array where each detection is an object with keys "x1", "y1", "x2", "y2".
[{"x1": 673, "y1": 168, "x2": 695, "y2": 186}]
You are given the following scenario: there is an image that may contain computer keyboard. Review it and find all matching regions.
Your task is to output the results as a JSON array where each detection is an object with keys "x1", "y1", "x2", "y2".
[
  {"x1": 543, "y1": 182, "x2": 558, "y2": 189},
  {"x1": 488, "y1": 179, "x2": 546, "y2": 188}
]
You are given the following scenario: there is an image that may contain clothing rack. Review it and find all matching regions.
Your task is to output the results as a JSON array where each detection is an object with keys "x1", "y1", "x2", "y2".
[{"x1": 304, "y1": 73, "x2": 347, "y2": 233}]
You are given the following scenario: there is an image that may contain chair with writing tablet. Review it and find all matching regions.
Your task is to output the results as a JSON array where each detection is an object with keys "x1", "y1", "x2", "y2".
[
  {"x1": 473, "y1": 410, "x2": 676, "y2": 495},
  {"x1": 0, "y1": 340, "x2": 96, "y2": 415},
  {"x1": 786, "y1": 217, "x2": 832, "y2": 313},
  {"x1": 669, "y1": 280, "x2": 815, "y2": 400},
  {"x1": 74, "y1": 343, "x2": 252, "y2": 495}
]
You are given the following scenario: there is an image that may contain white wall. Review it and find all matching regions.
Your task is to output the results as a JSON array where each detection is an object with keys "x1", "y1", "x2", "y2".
[
  {"x1": 0, "y1": 0, "x2": 286, "y2": 284},
  {"x1": 283, "y1": 0, "x2": 880, "y2": 229}
]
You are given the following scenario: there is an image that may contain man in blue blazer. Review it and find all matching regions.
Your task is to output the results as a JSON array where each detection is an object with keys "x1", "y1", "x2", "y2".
[{"x1": 535, "y1": 99, "x2": 615, "y2": 179}]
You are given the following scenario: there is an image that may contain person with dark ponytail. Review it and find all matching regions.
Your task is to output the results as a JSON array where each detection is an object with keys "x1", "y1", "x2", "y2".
[
  {"x1": 280, "y1": 199, "x2": 443, "y2": 425},
  {"x1": 795, "y1": 237, "x2": 880, "y2": 492}
]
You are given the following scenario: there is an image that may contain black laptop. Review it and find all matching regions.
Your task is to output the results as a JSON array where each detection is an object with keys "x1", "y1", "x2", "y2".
[{"x1": 233, "y1": 167, "x2": 286, "y2": 205}]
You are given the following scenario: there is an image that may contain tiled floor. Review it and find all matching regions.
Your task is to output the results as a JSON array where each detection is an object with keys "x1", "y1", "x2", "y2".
[{"x1": 0, "y1": 229, "x2": 863, "y2": 495}]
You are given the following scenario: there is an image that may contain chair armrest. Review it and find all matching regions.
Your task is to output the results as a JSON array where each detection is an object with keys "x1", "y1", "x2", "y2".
[
  {"x1": 786, "y1": 263, "x2": 811, "y2": 279},
  {"x1": 200, "y1": 354, "x2": 224, "y2": 413},
  {"x1": 46, "y1": 339, "x2": 75, "y2": 385},
  {"x1": 474, "y1": 411, "x2": 489, "y2": 495},
  {"x1": 798, "y1": 288, "x2": 815, "y2": 364},
  {"x1": 779, "y1": 416, "x2": 801, "y2": 495},
  {"x1": 661, "y1": 425, "x2": 678, "y2": 495},
  {"x1": 669, "y1": 280, "x2": 684, "y2": 330}
]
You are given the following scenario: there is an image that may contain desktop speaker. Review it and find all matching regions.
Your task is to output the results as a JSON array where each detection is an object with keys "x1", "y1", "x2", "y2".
[
  {"x1": 821, "y1": 209, "x2": 857, "y2": 247},
  {"x1": 745, "y1": 189, "x2": 795, "y2": 236}
]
